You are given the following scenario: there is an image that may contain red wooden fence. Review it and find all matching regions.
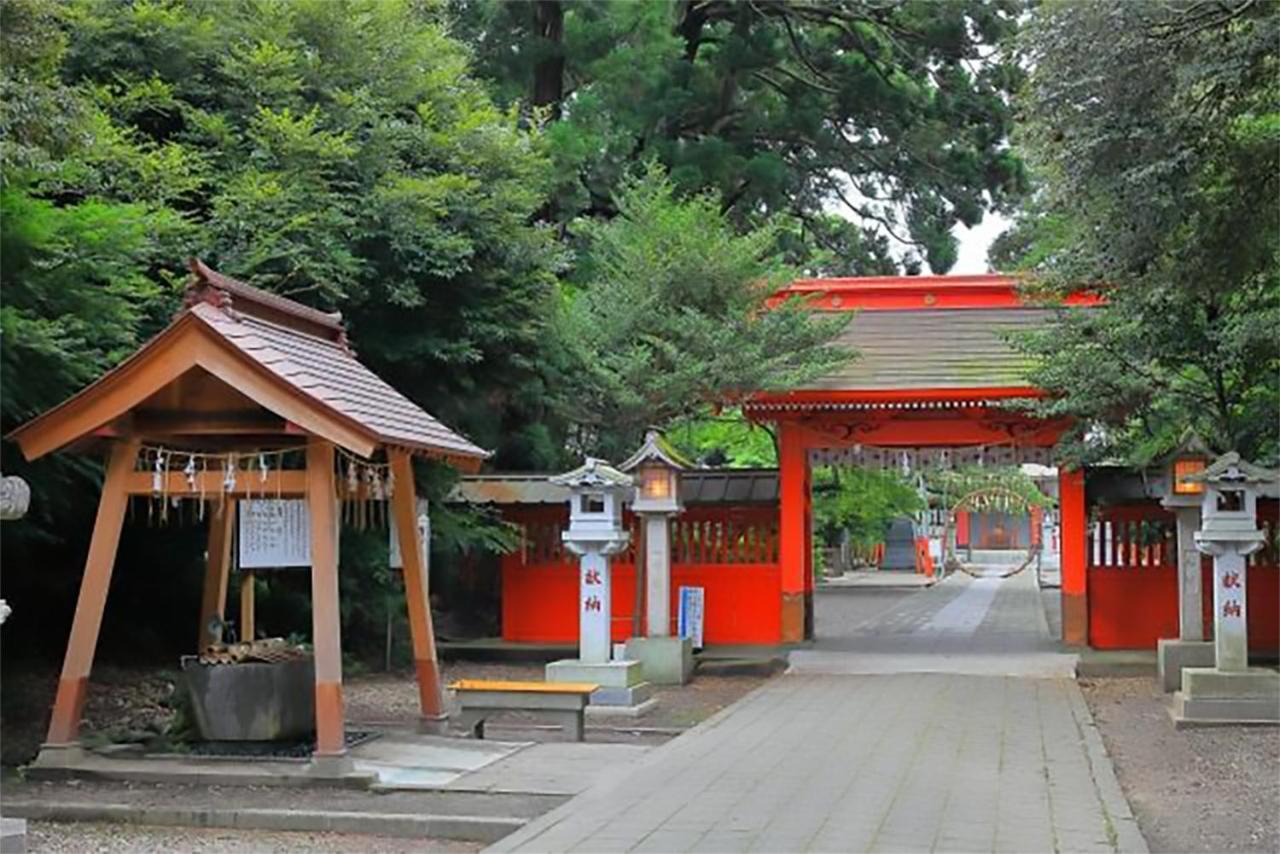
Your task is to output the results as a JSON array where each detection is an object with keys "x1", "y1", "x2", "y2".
[
  {"x1": 501, "y1": 505, "x2": 782, "y2": 645},
  {"x1": 1088, "y1": 499, "x2": 1280, "y2": 652}
]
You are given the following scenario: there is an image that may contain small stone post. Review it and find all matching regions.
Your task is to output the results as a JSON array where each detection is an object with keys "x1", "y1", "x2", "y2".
[
  {"x1": 545, "y1": 459, "x2": 654, "y2": 711},
  {"x1": 620, "y1": 430, "x2": 694, "y2": 684},
  {"x1": 1172, "y1": 452, "x2": 1280, "y2": 726}
]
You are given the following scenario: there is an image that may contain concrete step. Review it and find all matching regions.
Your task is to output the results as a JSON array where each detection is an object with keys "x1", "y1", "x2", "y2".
[{"x1": 965, "y1": 549, "x2": 1032, "y2": 566}]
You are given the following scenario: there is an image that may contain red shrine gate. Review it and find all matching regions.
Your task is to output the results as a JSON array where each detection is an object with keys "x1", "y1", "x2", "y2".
[
  {"x1": 481, "y1": 274, "x2": 1276, "y2": 652},
  {"x1": 745, "y1": 275, "x2": 1099, "y2": 644}
]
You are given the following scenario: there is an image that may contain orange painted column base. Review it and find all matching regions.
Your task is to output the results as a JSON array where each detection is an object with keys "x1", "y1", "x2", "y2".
[
  {"x1": 314, "y1": 680, "x2": 346, "y2": 756},
  {"x1": 781, "y1": 593, "x2": 806, "y2": 644},
  {"x1": 45, "y1": 677, "x2": 90, "y2": 746},
  {"x1": 415, "y1": 658, "x2": 447, "y2": 725},
  {"x1": 1062, "y1": 592, "x2": 1089, "y2": 647}
]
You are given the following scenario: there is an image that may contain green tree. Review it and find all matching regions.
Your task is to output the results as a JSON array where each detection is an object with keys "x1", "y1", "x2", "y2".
[
  {"x1": 812, "y1": 466, "x2": 922, "y2": 551},
  {"x1": 668, "y1": 408, "x2": 779, "y2": 468},
  {"x1": 453, "y1": 0, "x2": 1028, "y2": 272},
  {"x1": 47, "y1": 0, "x2": 565, "y2": 465},
  {"x1": 0, "y1": 0, "x2": 192, "y2": 539},
  {"x1": 0, "y1": 0, "x2": 553, "y2": 663},
  {"x1": 552, "y1": 165, "x2": 851, "y2": 459},
  {"x1": 1000, "y1": 0, "x2": 1280, "y2": 465}
]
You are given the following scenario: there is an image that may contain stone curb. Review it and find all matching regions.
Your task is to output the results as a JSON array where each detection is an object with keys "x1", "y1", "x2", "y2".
[
  {"x1": 1064, "y1": 681, "x2": 1150, "y2": 853},
  {"x1": 3, "y1": 802, "x2": 524, "y2": 844}
]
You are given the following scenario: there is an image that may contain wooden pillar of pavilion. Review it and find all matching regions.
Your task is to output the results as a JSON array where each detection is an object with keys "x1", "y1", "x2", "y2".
[
  {"x1": 306, "y1": 440, "x2": 347, "y2": 762},
  {"x1": 197, "y1": 501, "x2": 236, "y2": 650},
  {"x1": 1059, "y1": 468, "x2": 1089, "y2": 646},
  {"x1": 779, "y1": 422, "x2": 809, "y2": 643},
  {"x1": 389, "y1": 450, "x2": 446, "y2": 730},
  {"x1": 43, "y1": 439, "x2": 140, "y2": 751}
]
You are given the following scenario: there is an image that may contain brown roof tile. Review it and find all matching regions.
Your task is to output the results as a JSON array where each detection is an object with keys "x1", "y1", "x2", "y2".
[
  {"x1": 808, "y1": 307, "x2": 1056, "y2": 391},
  {"x1": 190, "y1": 302, "x2": 487, "y2": 460}
]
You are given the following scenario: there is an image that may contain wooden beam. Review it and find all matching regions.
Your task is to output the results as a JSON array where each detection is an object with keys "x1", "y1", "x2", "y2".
[
  {"x1": 16, "y1": 328, "x2": 201, "y2": 461},
  {"x1": 197, "y1": 501, "x2": 236, "y2": 650},
  {"x1": 125, "y1": 470, "x2": 308, "y2": 497},
  {"x1": 306, "y1": 439, "x2": 346, "y2": 756},
  {"x1": 46, "y1": 439, "x2": 141, "y2": 746},
  {"x1": 389, "y1": 450, "x2": 445, "y2": 727},
  {"x1": 132, "y1": 411, "x2": 289, "y2": 436},
  {"x1": 13, "y1": 321, "x2": 377, "y2": 462},
  {"x1": 240, "y1": 571, "x2": 256, "y2": 643}
]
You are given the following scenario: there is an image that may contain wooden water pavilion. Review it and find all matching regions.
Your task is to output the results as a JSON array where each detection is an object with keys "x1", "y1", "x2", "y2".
[{"x1": 9, "y1": 259, "x2": 487, "y2": 771}]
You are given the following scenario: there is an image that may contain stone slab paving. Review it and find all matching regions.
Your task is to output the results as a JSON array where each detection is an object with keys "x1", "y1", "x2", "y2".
[
  {"x1": 447, "y1": 743, "x2": 651, "y2": 796},
  {"x1": 493, "y1": 573, "x2": 1146, "y2": 853}
]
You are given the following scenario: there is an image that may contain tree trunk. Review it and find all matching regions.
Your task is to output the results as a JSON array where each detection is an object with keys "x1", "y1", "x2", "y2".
[{"x1": 532, "y1": 1, "x2": 565, "y2": 119}]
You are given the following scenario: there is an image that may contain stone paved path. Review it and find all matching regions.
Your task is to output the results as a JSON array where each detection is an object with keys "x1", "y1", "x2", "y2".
[{"x1": 492, "y1": 573, "x2": 1147, "y2": 853}]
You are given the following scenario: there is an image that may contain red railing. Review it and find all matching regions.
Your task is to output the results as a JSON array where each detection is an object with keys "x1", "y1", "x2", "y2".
[
  {"x1": 501, "y1": 505, "x2": 782, "y2": 645},
  {"x1": 1088, "y1": 499, "x2": 1279, "y2": 652},
  {"x1": 1087, "y1": 503, "x2": 1179, "y2": 649}
]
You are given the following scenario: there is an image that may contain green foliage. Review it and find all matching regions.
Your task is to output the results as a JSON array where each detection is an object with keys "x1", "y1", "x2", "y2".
[
  {"x1": 1001, "y1": 1, "x2": 1280, "y2": 466},
  {"x1": 925, "y1": 466, "x2": 1053, "y2": 511},
  {"x1": 0, "y1": 0, "x2": 556, "y2": 662},
  {"x1": 812, "y1": 466, "x2": 922, "y2": 549},
  {"x1": 35, "y1": 0, "x2": 565, "y2": 465},
  {"x1": 551, "y1": 165, "x2": 851, "y2": 458},
  {"x1": 668, "y1": 408, "x2": 778, "y2": 468},
  {"x1": 455, "y1": 0, "x2": 1028, "y2": 272}
]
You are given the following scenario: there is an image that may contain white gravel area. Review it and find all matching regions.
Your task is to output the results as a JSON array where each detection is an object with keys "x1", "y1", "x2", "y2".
[{"x1": 26, "y1": 821, "x2": 480, "y2": 853}]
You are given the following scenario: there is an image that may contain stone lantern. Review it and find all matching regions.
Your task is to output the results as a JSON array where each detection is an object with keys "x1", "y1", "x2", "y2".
[
  {"x1": 0, "y1": 475, "x2": 31, "y2": 627},
  {"x1": 1156, "y1": 431, "x2": 1214, "y2": 692},
  {"x1": 1172, "y1": 452, "x2": 1279, "y2": 725},
  {"x1": 544, "y1": 458, "x2": 653, "y2": 711},
  {"x1": 620, "y1": 430, "x2": 694, "y2": 685}
]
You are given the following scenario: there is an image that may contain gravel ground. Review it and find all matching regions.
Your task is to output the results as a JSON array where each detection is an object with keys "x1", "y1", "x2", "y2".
[
  {"x1": 3, "y1": 659, "x2": 772, "y2": 766},
  {"x1": 26, "y1": 820, "x2": 478, "y2": 852},
  {"x1": 1080, "y1": 676, "x2": 1280, "y2": 853}
]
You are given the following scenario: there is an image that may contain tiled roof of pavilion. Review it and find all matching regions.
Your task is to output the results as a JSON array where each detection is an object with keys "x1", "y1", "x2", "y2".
[{"x1": 9, "y1": 259, "x2": 489, "y2": 466}]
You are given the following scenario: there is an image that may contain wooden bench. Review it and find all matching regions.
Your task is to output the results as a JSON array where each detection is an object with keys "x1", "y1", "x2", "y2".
[{"x1": 450, "y1": 680, "x2": 598, "y2": 742}]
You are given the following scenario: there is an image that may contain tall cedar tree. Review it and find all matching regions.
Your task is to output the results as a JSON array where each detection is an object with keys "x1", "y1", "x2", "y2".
[{"x1": 453, "y1": 0, "x2": 1028, "y2": 272}]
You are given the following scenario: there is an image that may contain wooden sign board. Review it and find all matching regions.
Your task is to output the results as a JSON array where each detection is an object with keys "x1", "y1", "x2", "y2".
[{"x1": 239, "y1": 499, "x2": 311, "y2": 568}]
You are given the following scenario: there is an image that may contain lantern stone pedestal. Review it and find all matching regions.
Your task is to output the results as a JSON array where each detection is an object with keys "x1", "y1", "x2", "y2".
[
  {"x1": 1156, "y1": 493, "x2": 1216, "y2": 692},
  {"x1": 1157, "y1": 638, "x2": 1216, "y2": 693},
  {"x1": 1170, "y1": 454, "x2": 1280, "y2": 727},
  {"x1": 1156, "y1": 436, "x2": 1216, "y2": 692},
  {"x1": 624, "y1": 636, "x2": 693, "y2": 685},
  {"x1": 619, "y1": 430, "x2": 694, "y2": 687}
]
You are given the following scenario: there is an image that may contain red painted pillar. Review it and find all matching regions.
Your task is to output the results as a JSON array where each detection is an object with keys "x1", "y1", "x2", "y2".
[
  {"x1": 778, "y1": 422, "x2": 808, "y2": 643},
  {"x1": 956, "y1": 511, "x2": 970, "y2": 548},
  {"x1": 1059, "y1": 468, "x2": 1088, "y2": 646}
]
